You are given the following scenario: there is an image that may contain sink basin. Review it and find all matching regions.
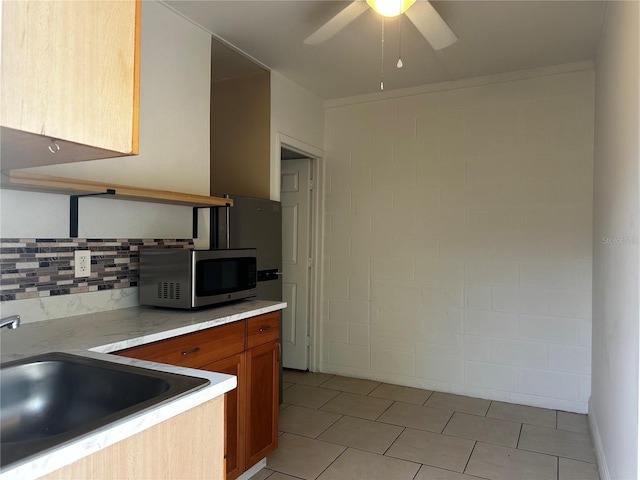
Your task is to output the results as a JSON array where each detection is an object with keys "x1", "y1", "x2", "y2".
[{"x1": 0, "y1": 352, "x2": 209, "y2": 469}]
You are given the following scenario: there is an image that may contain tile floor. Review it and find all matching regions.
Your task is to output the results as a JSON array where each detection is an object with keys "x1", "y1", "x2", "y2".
[{"x1": 251, "y1": 370, "x2": 600, "y2": 480}]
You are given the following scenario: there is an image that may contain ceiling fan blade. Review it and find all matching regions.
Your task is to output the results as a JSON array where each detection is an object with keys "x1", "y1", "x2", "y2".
[
  {"x1": 405, "y1": 1, "x2": 458, "y2": 50},
  {"x1": 304, "y1": 1, "x2": 369, "y2": 45}
]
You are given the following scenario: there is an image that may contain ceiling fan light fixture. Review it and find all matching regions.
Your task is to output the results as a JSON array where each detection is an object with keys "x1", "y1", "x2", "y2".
[{"x1": 366, "y1": 0, "x2": 416, "y2": 18}]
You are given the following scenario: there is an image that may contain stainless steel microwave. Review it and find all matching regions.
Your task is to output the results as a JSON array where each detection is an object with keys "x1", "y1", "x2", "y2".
[{"x1": 139, "y1": 248, "x2": 257, "y2": 309}]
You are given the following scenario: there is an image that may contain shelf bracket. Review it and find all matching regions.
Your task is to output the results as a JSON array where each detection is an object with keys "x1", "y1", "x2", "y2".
[
  {"x1": 192, "y1": 203, "x2": 231, "y2": 239},
  {"x1": 70, "y1": 189, "x2": 116, "y2": 237}
]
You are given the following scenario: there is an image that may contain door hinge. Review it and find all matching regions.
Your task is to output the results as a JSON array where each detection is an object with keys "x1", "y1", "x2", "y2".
[
  {"x1": 305, "y1": 336, "x2": 311, "y2": 347},
  {"x1": 309, "y1": 180, "x2": 314, "y2": 190},
  {"x1": 307, "y1": 258, "x2": 313, "y2": 268}
]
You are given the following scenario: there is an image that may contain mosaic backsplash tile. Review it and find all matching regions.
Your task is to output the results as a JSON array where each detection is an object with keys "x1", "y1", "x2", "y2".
[{"x1": 0, "y1": 238, "x2": 193, "y2": 301}]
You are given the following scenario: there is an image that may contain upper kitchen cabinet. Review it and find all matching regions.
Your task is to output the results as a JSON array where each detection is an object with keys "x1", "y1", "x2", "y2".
[
  {"x1": 0, "y1": 0, "x2": 140, "y2": 171},
  {"x1": 210, "y1": 39, "x2": 270, "y2": 199}
]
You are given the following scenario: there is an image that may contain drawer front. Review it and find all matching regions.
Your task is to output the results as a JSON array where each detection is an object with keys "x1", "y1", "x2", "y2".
[
  {"x1": 246, "y1": 312, "x2": 279, "y2": 350},
  {"x1": 117, "y1": 320, "x2": 246, "y2": 368}
]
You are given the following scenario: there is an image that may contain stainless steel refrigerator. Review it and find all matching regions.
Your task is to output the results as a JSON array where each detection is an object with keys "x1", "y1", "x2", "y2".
[
  {"x1": 212, "y1": 195, "x2": 283, "y2": 302},
  {"x1": 212, "y1": 195, "x2": 284, "y2": 401}
]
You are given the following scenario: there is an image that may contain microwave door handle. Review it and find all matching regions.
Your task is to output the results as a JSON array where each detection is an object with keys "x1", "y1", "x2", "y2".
[{"x1": 224, "y1": 194, "x2": 231, "y2": 249}]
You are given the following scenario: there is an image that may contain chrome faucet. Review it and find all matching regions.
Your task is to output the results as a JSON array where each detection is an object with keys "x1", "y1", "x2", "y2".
[{"x1": 0, "y1": 315, "x2": 21, "y2": 330}]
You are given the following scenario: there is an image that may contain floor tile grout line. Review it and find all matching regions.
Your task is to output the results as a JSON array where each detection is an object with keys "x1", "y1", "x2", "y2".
[
  {"x1": 382, "y1": 425, "x2": 407, "y2": 457},
  {"x1": 516, "y1": 422, "x2": 524, "y2": 449},
  {"x1": 314, "y1": 389, "x2": 342, "y2": 411},
  {"x1": 420, "y1": 389, "x2": 434, "y2": 406},
  {"x1": 374, "y1": 398, "x2": 397, "y2": 421},
  {"x1": 312, "y1": 412, "x2": 344, "y2": 439},
  {"x1": 439, "y1": 410, "x2": 457, "y2": 434},
  {"x1": 462, "y1": 440, "x2": 478, "y2": 475},
  {"x1": 312, "y1": 446, "x2": 349, "y2": 480},
  {"x1": 516, "y1": 444, "x2": 596, "y2": 465},
  {"x1": 483, "y1": 400, "x2": 492, "y2": 417}
]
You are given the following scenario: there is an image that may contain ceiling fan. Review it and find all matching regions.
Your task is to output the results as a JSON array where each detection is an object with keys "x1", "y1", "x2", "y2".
[{"x1": 304, "y1": 0, "x2": 458, "y2": 50}]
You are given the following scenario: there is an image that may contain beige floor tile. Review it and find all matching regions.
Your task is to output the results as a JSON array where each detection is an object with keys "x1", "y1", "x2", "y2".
[
  {"x1": 317, "y1": 415, "x2": 404, "y2": 454},
  {"x1": 369, "y1": 383, "x2": 433, "y2": 405},
  {"x1": 415, "y1": 465, "x2": 485, "y2": 480},
  {"x1": 487, "y1": 401, "x2": 556, "y2": 428},
  {"x1": 267, "y1": 433, "x2": 346, "y2": 480},
  {"x1": 559, "y1": 458, "x2": 601, "y2": 480},
  {"x1": 385, "y1": 428, "x2": 475, "y2": 472},
  {"x1": 283, "y1": 369, "x2": 334, "y2": 386},
  {"x1": 282, "y1": 381, "x2": 294, "y2": 390},
  {"x1": 465, "y1": 442, "x2": 558, "y2": 480},
  {"x1": 318, "y1": 447, "x2": 420, "y2": 480},
  {"x1": 279, "y1": 403, "x2": 290, "y2": 412},
  {"x1": 268, "y1": 473, "x2": 305, "y2": 480},
  {"x1": 443, "y1": 412, "x2": 522, "y2": 448},
  {"x1": 426, "y1": 392, "x2": 491, "y2": 416},
  {"x1": 321, "y1": 375, "x2": 381, "y2": 395},
  {"x1": 319, "y1": 392, "x2": 393, "y2": 420},
  {"x1": 249, "y1": 468, "x2": 274, "y2": 480},
  {"x1": 283, "y1": 384, "x2": 340, "y2": 409},
  {"x1": 378, "y1": 401, "x2": 453, "y2": 433},
  {"x1": 557, "y1": 411, "x2": 590, "y2": 434},
  {"x1": 279, "y1": 405, "x2": 342, "y2": 438},
  {"x1": 519, "y1": 424, "x2": 596, "y2": 463}
]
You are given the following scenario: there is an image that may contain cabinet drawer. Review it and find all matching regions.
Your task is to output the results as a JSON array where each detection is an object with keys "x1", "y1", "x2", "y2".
[
  {"x1": 117, "y1": 320, "x2": 245, "y2": 368},
  {"x1": 246, "y1": 312, "x2": 279, "y2": 350}
]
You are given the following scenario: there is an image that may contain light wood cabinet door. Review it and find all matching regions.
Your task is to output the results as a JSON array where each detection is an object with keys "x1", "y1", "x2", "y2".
[
  {"x1": 202, "y1": 354, "x2": 246, "y2": 480},
  {"x1": 245, "y1": 340, "x2": 279, "y2": 468},
  {"x1": 0, "y1": 0, "x2": 140, "y2": 170}
]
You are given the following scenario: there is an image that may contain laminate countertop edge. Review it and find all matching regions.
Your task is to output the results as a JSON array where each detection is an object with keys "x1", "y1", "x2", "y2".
[{"x1": 0, "y1": 299, "x2": 287, "y2": 480}]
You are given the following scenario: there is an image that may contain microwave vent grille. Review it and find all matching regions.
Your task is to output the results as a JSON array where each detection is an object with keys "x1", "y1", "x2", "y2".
[{"x1": 157, "y1": 282, "x2": 181, "y2": 300}]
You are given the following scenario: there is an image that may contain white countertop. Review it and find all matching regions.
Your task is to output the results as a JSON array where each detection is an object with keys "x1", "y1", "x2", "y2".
[{"x1": 0, "y1": 299, "x2": 287, "y2": 480}]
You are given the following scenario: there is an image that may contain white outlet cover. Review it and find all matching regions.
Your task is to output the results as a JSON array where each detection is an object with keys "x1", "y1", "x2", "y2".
[{"x1": 74, "y1": 250, "x2": 91, "y2": 278}]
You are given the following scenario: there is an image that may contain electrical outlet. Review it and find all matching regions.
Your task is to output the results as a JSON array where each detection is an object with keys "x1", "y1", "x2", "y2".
[{"x1": 74, "y1": 250, "x2": 91, "y2": 278}]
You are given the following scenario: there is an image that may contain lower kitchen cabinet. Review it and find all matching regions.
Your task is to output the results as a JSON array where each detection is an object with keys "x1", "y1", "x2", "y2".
[
  {"x1": 201, "y1": 353, "x2": 245, "y2": 480},
  {"x1": 116, "y1": 312, "x2": 280, "y2": 480},
  {"x1": 245, "y1": 340, "x2": 279, "y2": 469}
]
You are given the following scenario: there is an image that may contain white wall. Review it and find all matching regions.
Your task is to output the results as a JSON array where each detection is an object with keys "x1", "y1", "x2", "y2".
[
  {"x1": 322, "y1": 65, "x2": 595, "y2": 413},
  {"x1": 270, "y1": 70, "x2": 325, "y2": 200},
  {"x1": 1, "y1": 0, "x2": 211, "y2": 240},
  {"x1": 590, "y1": 2, "x2": 640, "y2": 479}
]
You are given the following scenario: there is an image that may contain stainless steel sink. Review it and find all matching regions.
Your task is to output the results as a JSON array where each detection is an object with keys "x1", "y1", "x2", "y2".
[{"x1": 0, "y1": 352, "x2": 209, "y2": 469}]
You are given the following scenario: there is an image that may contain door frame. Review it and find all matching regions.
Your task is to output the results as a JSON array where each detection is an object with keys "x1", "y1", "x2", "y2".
[{"x1": 277, "y1": 133, "x2": 325, "y2": 372}]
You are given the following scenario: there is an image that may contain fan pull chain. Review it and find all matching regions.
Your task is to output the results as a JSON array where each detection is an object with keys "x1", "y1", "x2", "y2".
[
  {"x1": 380, "y1": 18, "x2": 385, "y2": 90},
  {"x1": 397, "y1": 14, "x2": 403, "y2": 68}
]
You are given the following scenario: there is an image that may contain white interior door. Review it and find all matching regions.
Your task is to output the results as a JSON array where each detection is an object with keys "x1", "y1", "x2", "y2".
[{"x1": 280, "y1": 158, "x2": 311, "y2": 370}]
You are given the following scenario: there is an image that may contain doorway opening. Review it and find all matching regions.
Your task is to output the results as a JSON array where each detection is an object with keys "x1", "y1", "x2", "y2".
[{"x1": 279, "y1": 142, "x2": 322, "y2": 372}]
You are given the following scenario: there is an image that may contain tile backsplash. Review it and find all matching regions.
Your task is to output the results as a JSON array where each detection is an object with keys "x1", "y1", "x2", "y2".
[{"x1": 0, "y1": 238, "x2": 193, "y2": 301}]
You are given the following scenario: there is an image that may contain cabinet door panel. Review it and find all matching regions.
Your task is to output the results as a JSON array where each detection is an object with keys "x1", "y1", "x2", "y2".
[
  {"x1": 202, "y1": 354, "x2": 245, "y2": 480},
  {"x1": 245, "y1": 341, "x2": 279, "y2": 468}
]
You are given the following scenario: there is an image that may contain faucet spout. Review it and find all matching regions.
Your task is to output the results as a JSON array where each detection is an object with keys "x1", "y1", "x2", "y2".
[{"x1": 0, "y1": 315, "x2": 21, "y2": 330}]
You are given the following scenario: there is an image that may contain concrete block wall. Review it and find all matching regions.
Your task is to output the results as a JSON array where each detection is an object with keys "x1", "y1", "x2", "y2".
[{"x1": 322, "y1": 67, "x2": 594, "y2": 413}]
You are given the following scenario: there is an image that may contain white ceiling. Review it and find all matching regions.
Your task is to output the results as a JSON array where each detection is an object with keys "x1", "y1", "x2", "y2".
[{"x1": 166, "y1": 1, "x2": 607, "y2": 100}]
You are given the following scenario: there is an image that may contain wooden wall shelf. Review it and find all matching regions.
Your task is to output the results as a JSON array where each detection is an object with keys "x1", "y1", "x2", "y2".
[
  {"x1": 2, "y1": 171, "x2": 233, "y2": 207},
  {"x1": 1, "y1": 171, "x2": 233, "y2": 237}
]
